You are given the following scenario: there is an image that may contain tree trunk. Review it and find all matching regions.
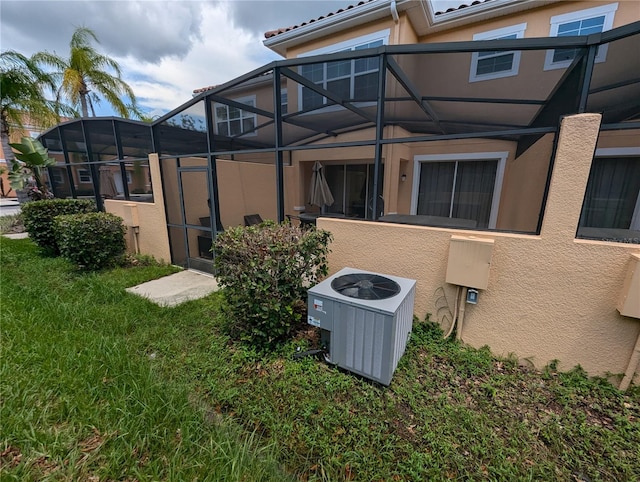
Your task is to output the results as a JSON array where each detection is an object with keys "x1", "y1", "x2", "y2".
[
  {"x1": 80, "y1": 81, "x2": 90, "y2": 117},
  {"x1": 0, "y1": 112, "x2": 16, "y2": 169},
  {"x1": 80, "y1": 93, "x2": 89, "y2": 117}
]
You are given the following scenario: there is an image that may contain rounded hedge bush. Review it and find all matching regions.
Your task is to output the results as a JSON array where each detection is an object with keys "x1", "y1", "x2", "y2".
[
  {"x1": 21, "y1": 199, "x2": 96, "y2": 255},
  {"x1": 214, "y1": 221, "x2": 332, "y2": 348},
  {"x1": 54, "y1": 212, "x2": 126, "y2": 270}
]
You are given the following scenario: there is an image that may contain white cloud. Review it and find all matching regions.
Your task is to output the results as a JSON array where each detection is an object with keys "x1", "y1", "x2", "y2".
[
  {"x1": 0, "y1": 0, "x2": 355, "y2": 116},
  {"x1": 120, "y1": 2, "x2": 277, "y2": 112}
]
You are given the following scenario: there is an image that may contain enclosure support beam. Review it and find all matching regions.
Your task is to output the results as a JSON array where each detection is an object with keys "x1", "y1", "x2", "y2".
[
  {"x1": 273, "y1": 67, "x2": 285, "y2": 223},
  {"x1": 372, "y1": 54, "x2": 387, "y2": 221},
  {"x1": 205, "y1": 97, "x2": 223, "y2": 232}
]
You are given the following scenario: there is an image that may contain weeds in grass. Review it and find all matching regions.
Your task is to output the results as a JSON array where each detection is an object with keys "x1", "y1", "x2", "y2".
[{"x1": 0, "y1": 212, "x2": 23, "y2": 234}]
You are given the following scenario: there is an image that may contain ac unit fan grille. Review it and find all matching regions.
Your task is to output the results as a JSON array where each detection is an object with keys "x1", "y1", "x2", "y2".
[{"x1": 330, "y1": 273, "x2": 401, "y2": 300}]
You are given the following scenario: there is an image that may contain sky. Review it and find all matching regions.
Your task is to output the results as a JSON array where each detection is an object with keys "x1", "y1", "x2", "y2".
[{"x1": 1, "y1": 0, "x2": 463, "y2": 118}]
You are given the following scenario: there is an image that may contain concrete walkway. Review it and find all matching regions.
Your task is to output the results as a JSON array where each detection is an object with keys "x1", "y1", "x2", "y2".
[{"x1": 126, "y1": 269, "x2": 219, "y2": 307}]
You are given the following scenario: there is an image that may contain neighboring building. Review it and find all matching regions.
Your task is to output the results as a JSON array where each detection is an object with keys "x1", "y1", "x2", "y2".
[
  {"x1": 1, "y1": 113, "x2": 61, "y2": 198},
  {"x1": 38, "y1": 0, "x2": 640, "y2": 387}
]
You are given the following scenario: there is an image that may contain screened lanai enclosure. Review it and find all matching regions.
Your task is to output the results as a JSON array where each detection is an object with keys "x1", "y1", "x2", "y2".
[{"x1": 39, "y1": 22, "x2": 640, "y2": 272}]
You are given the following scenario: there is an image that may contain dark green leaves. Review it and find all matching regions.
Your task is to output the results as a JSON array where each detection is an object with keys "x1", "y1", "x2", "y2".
[{"x1": 214, "y1": 222, "x2": 332, "y2": 348}]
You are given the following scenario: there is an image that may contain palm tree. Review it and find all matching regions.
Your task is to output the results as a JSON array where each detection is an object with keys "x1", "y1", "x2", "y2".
[
  {"x1": 0, "y1": 50, "x2": 63, "y2": 169},
  {"x1": 36, "y1": 27, "x2": 140, "y2": 118}
]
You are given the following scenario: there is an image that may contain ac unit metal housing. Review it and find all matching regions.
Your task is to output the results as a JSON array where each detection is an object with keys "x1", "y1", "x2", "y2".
[{"x1": 307, "y1": 267, "x2": 417, "y2": 385}]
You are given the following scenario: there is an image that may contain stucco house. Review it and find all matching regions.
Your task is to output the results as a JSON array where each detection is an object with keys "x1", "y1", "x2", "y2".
[{"x1": 38, "y1": 0, "x2": 639, "y2": 388}]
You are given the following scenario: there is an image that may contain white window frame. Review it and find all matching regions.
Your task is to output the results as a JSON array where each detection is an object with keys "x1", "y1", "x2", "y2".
[
  {"x1": 125, "y1": 170, "x2": 133, "y2": 184},
  {"x1": 77, "y1": 168, "x2": 92, "y2": 184},
  {"x1": 544, "y1": 3, "x2": 618, "y2": 71},
  {"x1": 213, "y1": 95, "x2": 257, "y2": 137},
  {"x1": 589, "y1": 147, "x2": 640, "y2": 231},
  {"x1": 297, "y1": 29, "x2": 390, "y2": 111},
  {"x1": 469, "y1": 23, "x2": 527, "y2": 83},
  {"x1": 411, "y1": 152, "x2": 508, "y2": 229}
]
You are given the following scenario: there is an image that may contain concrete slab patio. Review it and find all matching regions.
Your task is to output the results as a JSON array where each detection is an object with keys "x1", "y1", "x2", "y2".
[{"x1": 126, "y1": 269, "x2": 219, "y2": 307}]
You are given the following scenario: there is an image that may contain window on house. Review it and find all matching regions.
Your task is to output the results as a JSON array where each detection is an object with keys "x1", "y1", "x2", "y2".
[
  {"x1": 77, "y1": 168, "x2": 92, "y2": 184},
  {"x1": 214, "y1": 96, "x2": 257, "y2": 137},
  {"x1": 412, "y1": 153, "x2": 507, "y2": 229},
  {"x1": 577, "y1": 149, "x2": 640, "y2": 243},
  {"x1": 470, "y1": 23, "x2": 527, "y2": 82},
  {"x1": 125, "y1": 170, "x2": 133, "y2": 184},
  {"x1": 323, "y1": 163, "x2": 383, "y2": 219},
  {"x1": 544, "y1": 3, "x2": 618, "y2": 70},
  {"x1": 280, "y1": 89, "x2": 288, "y2": 115},
  {"x1": 51, "y1": 169, "x2": 64, "y2": 184},
  {"x1": 298, "y1": 30, "x2": 389, "y2": 111}
]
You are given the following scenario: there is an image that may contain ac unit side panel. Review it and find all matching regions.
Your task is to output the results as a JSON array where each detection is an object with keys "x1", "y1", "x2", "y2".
[
  {"x1": 334, "y1": 304, "x2": 392, "y2": 384},
  {"x1": 390, "y1": 287, "x2": 416, "y2": 373},
  {"x1": 306, "y1": 294, "x2": 334, "y2": 330}
]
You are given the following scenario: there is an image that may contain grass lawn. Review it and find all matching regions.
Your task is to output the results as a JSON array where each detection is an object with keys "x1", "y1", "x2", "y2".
[{"x1": 2, "y1": 237, "x2": 639, "y2": 481}]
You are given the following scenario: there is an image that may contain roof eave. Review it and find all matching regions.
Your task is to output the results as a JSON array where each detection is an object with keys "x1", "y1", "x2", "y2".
[
  {"x1": 263, "y1": 0, "x2": 396, "y2": 57},
  {"x1": 264, "y1": 0, "x2": 562, "y2": 55},
  {"x1": 423, "y1": 0, "x2": 561, "y2": 34}
]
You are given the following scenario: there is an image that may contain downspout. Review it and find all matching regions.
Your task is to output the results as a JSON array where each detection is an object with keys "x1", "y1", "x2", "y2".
[
  {"x1": 390, "y1": 0, "x2": 399, "y2": 22},
  {"x1": 390, "y1": 0, "x2": 400, "y2": 45}
]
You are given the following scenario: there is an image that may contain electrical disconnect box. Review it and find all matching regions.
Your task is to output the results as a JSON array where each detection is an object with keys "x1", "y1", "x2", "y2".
[
  {"x1": 445, "y1": 235, "x2": 494, "y2": 289},
  {"x1": 618, "y1": 254, "x2": 640, "y2": 319}
]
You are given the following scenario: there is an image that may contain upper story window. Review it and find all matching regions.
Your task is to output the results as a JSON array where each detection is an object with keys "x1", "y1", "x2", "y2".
[
  {"x1": 470, "y1": 23, "x2": 527, "y2": 82},
  {"x1": 214, "y1": 96, "x2": 257, "y2": 137},
  {"x1": 544, "y1": 3, "x2": 618, "y2": 70},
  {"x1": 298, "y1": 29, "x2": 390, "y2": 111},
  {"x1": 280, "y1": 89, "x2": 288, "y2": 115},
  {"x1": 77, "y1": 168, "x2": 92, "y2": 184}
]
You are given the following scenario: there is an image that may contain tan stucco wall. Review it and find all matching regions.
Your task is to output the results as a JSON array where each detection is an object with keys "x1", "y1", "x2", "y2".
[
  {"x1": 288, "y1": 17, "x2": 397, "y2": 58},
  {"x1": 217, "y1": 159, "x2": 276, "y2": 226},
  {"x1": 104, "y1": 154, "x2": 170, "y2": 263},
  {"x1": 318, "y1": 114, "x2": 640, "y2": 384},
  {"x1": 497, "y1": 133, "x2": 555, "y2": 232}
]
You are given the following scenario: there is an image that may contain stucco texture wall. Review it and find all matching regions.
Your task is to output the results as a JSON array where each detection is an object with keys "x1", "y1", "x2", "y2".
[
  {"x1": 105, "y1": 154, "x2": 170, "y2": 262},
  {"x1": 318, "y1": 114, "x2": 640, "y2": 384}
]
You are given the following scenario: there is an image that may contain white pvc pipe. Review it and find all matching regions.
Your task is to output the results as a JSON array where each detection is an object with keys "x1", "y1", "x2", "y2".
[
  {"x1": 456, "y1": 287, "x2": 469, "y2": 342},
  {"x1": 444, "y1": 286, "x2": 461, "y2": 339}
]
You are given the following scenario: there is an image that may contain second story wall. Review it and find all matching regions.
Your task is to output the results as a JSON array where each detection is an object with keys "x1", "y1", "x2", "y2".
[{"x1": 420, "y1": 1, "x2": 635, "y2": 43}]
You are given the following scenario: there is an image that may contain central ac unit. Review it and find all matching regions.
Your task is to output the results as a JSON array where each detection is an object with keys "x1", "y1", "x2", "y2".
[{"x1": 307, "y1": 267, "x2": 416, "y2": 385}]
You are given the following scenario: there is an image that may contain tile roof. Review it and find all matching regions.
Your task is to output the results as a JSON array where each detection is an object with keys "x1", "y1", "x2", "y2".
[
  {"x1": 193, "y1": 85, "x2": 217, "y2": 94},
  {"x1": 264, "y1": 0, "x2": 376, "y2": 39},
  {"x1": 434, "y1": 0, "x2": 494, "y2": 15},
  {"x1": 263, "y1": 0, "x2": 496, "y2": 39}
]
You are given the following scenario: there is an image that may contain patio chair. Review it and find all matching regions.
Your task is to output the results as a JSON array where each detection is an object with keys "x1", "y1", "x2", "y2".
[{"x1": 244, "y1": 214, "x2": 263, "y2": 226}]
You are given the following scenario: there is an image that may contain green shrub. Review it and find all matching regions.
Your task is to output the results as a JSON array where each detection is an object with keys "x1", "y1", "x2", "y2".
[
  {"x1": 214, "y1": 222, "x2": 332, "y2": 348},
  {"x1": 54, "y1": 212, "x2": 126, "y2": 270},
  {"x1": 21, "y1": 199, "x2": 95, "y2": 254}
]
